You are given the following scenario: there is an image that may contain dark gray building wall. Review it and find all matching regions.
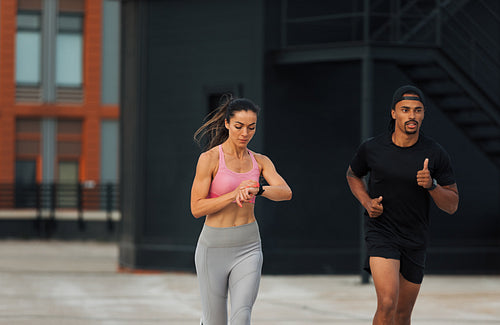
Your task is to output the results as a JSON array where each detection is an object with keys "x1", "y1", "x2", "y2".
[
  {"x1": 260, "y1": 61, "x2": 362, "y2": 273},
  {"x1": 119, "y1": 0, "x2": 265, "y2": 270},
  {"x1": 120, "y1": 0, "x2": 145, "y2": 267},
  {"x1": 120, "y1": 0, "x2": 500, "y2": 274}
]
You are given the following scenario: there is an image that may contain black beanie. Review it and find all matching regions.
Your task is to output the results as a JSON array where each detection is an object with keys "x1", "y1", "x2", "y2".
[{"x1": 391, "y1": 85, "x2": 425, "y2": 110}]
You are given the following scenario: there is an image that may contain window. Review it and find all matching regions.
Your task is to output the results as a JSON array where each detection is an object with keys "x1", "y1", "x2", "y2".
[
  {"x1": 58, "y1": 161, "x2": 78, "y2": 183},
  {"x1": 56, "y1": 119, "x2": 82, "y2": 208},
  {"x1": 205, "y1": 84, "x2": 243, "y2": 115},
  {"x1": 56, "y1": 14, "x2": 83, "y2": 87},
  {"x1": 15, "y1": 118, "x2": 41, "y2": 208},
  {"x1": 208, "y1": 93, "x2": 226, "y2": 114},
  {"x1": 16, "y1": 13, "x2": 42, "y2": 85},
  {"x1": 56, "y1": 0, "x2": 84, "y2": 102},
  {"x1": 16, "y1": 1, "x2": 43, "y2": 101},
  {"x1": 57, "y1": 160, "x2": 79, "y2": 207},
  {"x1": 15, "y1": 0, "x2": 85, "y2": 103},
  {"x1": 16, "y1": 161, "x2": 37, "y2": 185}
]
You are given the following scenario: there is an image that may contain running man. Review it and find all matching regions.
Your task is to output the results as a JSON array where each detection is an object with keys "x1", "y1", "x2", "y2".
[{"x1": 346, "y1": 85, "x2": 459, "y2": 324}]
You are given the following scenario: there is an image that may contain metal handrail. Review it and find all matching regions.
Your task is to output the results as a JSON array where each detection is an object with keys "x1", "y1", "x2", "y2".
[
  {"x1": 477, "y1": 0, "x2": 500, "y2": 22},
  {"x1": 279, "y1": 0, "x2": 500, "y2": 101},
  {"x1": 443, "y1": 5, "x2": 500, "y2": 56},
  {"x1": 439, "y1": 5, "x2": 500, "y2": 96},
  {"x1": 370, "y1": 0, "x2": 437, "y2": 42},
  {"x1": 0, "y1": 182, "x2": 119, "y2": 230},
  {"x1": 280, "y1": 0, "x2": 497, "y2": 47},
  {"x1": 396, "y1": 0, "x2": 470, "y2": 44},
  {"x1": 281, "y1": 0, "x2": 446, "y2": 46}
]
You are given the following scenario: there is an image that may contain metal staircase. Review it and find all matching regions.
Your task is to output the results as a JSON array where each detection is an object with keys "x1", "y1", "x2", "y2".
[
  {"x1": 398, "y1": 52, "x2": 500, "y2": 167},
  {"x1": 395, "y1": 0, "x2": 500, "y2": 167},
  {"x1": 277, "y1": 0, "x2": 500, "y2": 167}
]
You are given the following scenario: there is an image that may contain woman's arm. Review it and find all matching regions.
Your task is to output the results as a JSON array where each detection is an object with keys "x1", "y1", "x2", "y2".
[
  {"x1": 190, "y1": 151, "x2": 259, "y2": 218},
  {"x1": 254, "y1": 154, "x2": 292, "y2": 201},
  {"x1": 190, "y1": 151, "x2": 233, "y2": 218}
]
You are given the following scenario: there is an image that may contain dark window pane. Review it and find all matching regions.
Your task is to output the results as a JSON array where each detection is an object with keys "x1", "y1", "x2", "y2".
[
  {"x1": 58, "y1": 15, "x2": 83, "y2": 32},
  {"x1": 17, "y1": 13, "x2": 41, "y2": 30},
  {"x1": 15, "y1": 160, "x2": 37, "y2": 208}
]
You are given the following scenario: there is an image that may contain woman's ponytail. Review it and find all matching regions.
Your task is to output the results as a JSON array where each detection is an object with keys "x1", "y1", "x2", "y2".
[{"x1": 194, "y1": 94, "x2": 233, "y2": 151}]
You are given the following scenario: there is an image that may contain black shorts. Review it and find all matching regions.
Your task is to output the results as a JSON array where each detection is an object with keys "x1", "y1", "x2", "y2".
[{"x1": 364, "y1": 236, "x2": 426, "y2": 284}]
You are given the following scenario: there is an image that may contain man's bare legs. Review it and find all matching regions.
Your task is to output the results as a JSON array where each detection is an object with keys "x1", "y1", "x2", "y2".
[{"x1": 370, "y1": 257, "x2": 421, "y2": 325}]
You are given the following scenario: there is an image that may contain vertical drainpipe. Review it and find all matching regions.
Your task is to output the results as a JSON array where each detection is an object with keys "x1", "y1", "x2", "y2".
[
  {"x1": 360, "y1": 0, "x2": 373, "y2": 285},
  {"x1": 42, "y1": 118, "x2": 57, "y2": 208},
  {"x1": 41, "y1": 0, "x2": 58, "y2": 212},
  {"x1": 42, "y1": 0, "x2": 57, "y2": 102}
]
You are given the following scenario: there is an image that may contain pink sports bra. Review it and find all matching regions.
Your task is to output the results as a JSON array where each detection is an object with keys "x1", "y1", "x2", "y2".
[{"x1": 207, "y1": 145, "x2": 261, "y2": 203}]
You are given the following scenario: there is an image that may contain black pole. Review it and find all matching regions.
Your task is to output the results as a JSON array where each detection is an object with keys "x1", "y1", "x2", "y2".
[
  {"x1": 106, "y1": 183, "x2": 114, "y2": 231},
  {"x1": 35, "y1": 183, "x2": 42, "y2": 232},
  {"x1": 47, "y1": 182, "x2": 57, "y2": 237},
  {"x1": 360, "y1": 1, "x2": 373, "y2": 283},
  {"x1": 78, "y1": 183, "x2": 85, "y2": 230}
]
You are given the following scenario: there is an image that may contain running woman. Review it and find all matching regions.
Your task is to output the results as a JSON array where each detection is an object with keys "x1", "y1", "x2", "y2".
[{"x1": 191, "y1": 96, "x2": 292, "y2": 325}]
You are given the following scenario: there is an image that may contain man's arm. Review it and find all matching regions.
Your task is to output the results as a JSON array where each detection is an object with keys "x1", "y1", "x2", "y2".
[
  {"x1": 428, "y1": 183, "x2": 459, "y2": 214},
  {"x1": 346, "y1": 166, "x2": 383, "y2": 218},
  {"x1": 416, "y1": 158, "x2": 459, "y2": 214}
]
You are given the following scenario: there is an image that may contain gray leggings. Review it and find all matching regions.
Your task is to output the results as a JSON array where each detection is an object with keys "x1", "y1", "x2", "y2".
[{"x1": 195, "y1": 221, "x2": 263, "y2": 325}]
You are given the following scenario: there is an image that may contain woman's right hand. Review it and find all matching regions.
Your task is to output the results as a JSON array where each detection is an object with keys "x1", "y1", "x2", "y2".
[{"x1": 234, "y1": 180, "x2": 259, "y2": 207}]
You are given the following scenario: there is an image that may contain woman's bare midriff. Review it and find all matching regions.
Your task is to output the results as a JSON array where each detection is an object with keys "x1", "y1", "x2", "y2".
[{"x1": 205, "y1": 203, "x2": 256, "y2": 228}]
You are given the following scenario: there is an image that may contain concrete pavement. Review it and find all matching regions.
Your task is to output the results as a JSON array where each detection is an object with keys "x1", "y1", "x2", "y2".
[{"x1": 0, "y1": 240, "x2": 499, "y2": 324}]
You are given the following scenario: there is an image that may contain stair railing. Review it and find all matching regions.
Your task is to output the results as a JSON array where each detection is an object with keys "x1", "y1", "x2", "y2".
[
  {"x1": 438, "y1": 2, "x2": 500, "y2": 97},
  {"x1": 279, "y1": 0, "x2": 500, "y2": 102}
]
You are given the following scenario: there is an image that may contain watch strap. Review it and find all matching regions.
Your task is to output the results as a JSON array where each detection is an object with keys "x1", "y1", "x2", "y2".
[
  {"x1": 256, "y1": 184, "x2": 265, "y2": 196},
  {"x1": 428, "y1": 178, "x2": 437, "y2": 191}
]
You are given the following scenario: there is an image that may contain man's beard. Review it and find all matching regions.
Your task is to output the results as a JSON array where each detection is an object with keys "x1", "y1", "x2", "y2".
[{"x1": 404, "y1": 120, "x2": 418, "y2": 134}]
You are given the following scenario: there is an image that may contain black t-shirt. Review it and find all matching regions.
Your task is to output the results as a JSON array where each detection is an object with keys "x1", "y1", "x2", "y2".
[{"x1": 350, "y1": 132, "x2": 456, "y2": 249}]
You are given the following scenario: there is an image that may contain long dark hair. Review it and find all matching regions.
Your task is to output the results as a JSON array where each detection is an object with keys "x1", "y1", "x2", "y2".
[{"x1": 194, "y1": 94, "x2": 260, "y2": 151}]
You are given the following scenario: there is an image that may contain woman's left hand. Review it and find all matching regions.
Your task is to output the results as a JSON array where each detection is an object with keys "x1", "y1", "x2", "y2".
[{"x1": 235, "y1": 180, "x2": 259, "y2": 207}]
